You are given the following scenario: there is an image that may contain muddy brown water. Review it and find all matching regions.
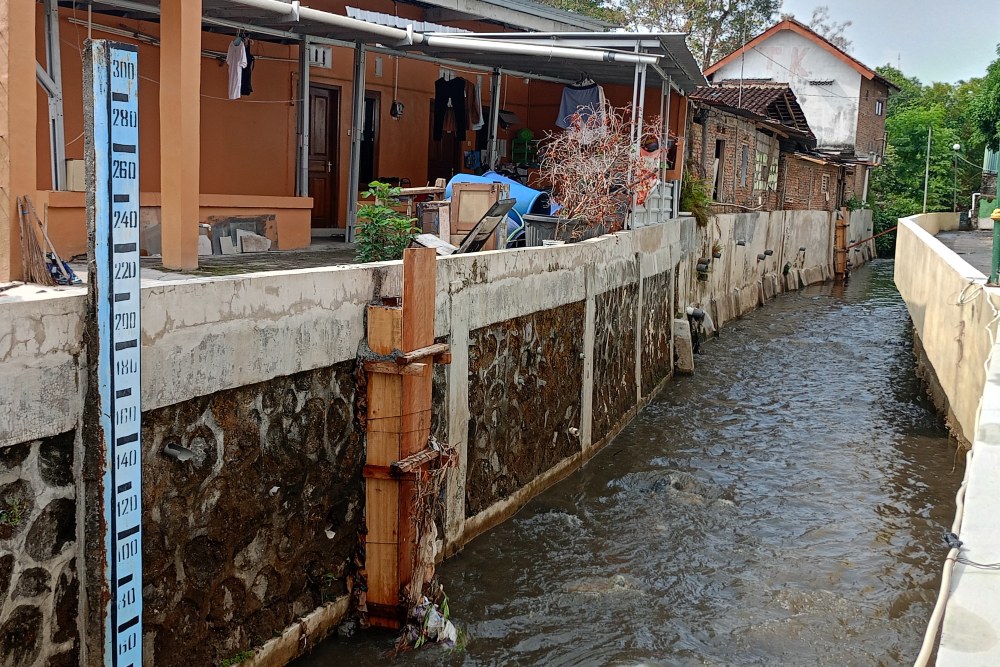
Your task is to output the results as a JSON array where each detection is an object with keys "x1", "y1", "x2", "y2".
[{"x1": 297, "y1": 260, "x2": 960, "y2": 666}]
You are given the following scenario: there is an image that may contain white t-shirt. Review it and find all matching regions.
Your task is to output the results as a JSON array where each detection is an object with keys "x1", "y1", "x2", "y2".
[{"x1": 226, "y1": 41, "x2": 247, "y2": 100}]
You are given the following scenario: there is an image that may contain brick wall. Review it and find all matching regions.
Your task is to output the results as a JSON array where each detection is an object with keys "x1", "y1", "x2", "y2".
[
  {"x1": 855, "y1": 78, "x2": 888, "y2": 161},
  {"x1": 778, "y1": 154, "x2": 842, "y2": 211},
  {"x1": 688, "y1": 107, "x2": 781, "y2": 212}
]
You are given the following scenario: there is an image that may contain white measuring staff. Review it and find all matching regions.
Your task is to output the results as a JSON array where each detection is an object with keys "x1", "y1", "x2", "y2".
[{"x1": 89, "y1": 39, "x2": 142, "y2": 667}]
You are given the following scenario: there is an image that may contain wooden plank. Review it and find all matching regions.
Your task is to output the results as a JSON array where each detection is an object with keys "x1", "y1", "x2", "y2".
[
  {"x1": 367, "y1": 305, "x2": 402, "y2": 356},
  {"x1": 398, "y1": 478, "x2": 418, "y2": 600},
  {"x1": 364, "y1": 464, "x2": 418, "y2": 481},
  {"x1": 391, "y1": 449, "x2": 440, "y2": 474},
  {"x1": 402, "y1": 247, "x2": 437, "y2": 352},
  {"x1": 363, "y1": 361, "x2": 428, "y2": 376},
  {"x1": 365, "y1": 542, "x2": 399, "y2": 609},
  {"x1": 365, "y1": 478, "x2": 399, "y2": 545},
  {"x1": 395, "y1": 343, "x2": 450, "y2": 365},
  {"x1": 365, "y1": 431, "x2": 400, "y2": 467}
]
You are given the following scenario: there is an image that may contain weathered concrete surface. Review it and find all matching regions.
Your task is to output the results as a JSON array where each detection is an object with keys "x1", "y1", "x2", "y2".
[
  {"x1": 937, "y1": 230, "x2": 996, "y2": 277},
  {"x1": 0, "y1": 293, "x2": 85, "y2": 447},
  {"x1": 899, "y1": 211, "x2": 1000, "y2": 665},
  {"x1": 682, "y1": 210, "x2": 836, "y2": 331},
  {"x1": 140, "y1": 361, "x2": 362, "y2": 666},
  {"x1": 894, "y1": 214, "x2": 999, "y2": 443},
  {"x1": 673, "y1": 319, "x2": 695, "y2": 375},
  {"x1": 640, "y1": 271, "x2": 675, "y2": 393},
  {"x1": 0, "y1": 430, "x2": 79, "y2": 667},
  {"x1": 592, "y1": 282, "x2": 639, "y2": 444},
  {"x1": 938, "y1": 320, "x2": 1000, "y2": 666}
]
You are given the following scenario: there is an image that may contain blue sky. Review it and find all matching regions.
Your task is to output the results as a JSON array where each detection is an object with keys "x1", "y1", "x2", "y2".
[{"x1": 778, "y1": 0, "x2": 999, "y2": 83}]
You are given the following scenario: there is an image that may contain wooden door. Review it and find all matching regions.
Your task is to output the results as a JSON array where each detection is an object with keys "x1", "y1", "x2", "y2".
[
  {"x1": 360, "y1": 91, "x2": 380, "y2": 187},
  {"x1": 309, "y1": 86, "x2": 340, "y2": 229},
  {"x1": 427, "y1": 100, "x2": 461, "y2": 184}
]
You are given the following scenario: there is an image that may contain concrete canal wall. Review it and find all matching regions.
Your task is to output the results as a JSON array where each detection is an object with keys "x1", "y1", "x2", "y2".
[
  {"x1": 894, "y1": 213, "x2": 999, "y2": 445},
  {"x1": 0, "y1": 209, "x2": 849, "y2": 666},
  {"x1": 894, "y1": 212, "x2": 1000, "y2": 665}
]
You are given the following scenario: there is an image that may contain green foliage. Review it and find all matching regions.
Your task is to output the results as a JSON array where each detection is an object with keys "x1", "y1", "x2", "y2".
[
  {"x1": 868, "y1": 58, "x2": 995, "y2": 256},
  {"x1": 355, "y1": 181, "x2": 417, "y2": 263},
  {"x1": 600, "y1": 0, "x2": 779, "y2": 66},
  {"x1": 970, "y1": 45, "x2": 1000, "y2": 150},
  {"x1": 219, "y1": 650, "x2": 253, "y2": 667},
  {"x1": 845, "y1": 195, "x2": 866, "y2": 212},
  {"x1": 681, "y1": 171, "x2": 712, "y2": 228},
  {"x1": 0, "y1": 498, "x2": 23, "y2": 527},
  {"x1": 535, "y1": 0, "x2": 623, "y2": 23}
]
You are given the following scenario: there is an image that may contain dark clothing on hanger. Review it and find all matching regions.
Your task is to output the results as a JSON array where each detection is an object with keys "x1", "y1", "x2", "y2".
[
  {"x1": 433, "y1": 76, "x2": 467, "y2": 140},
  {"x1": 557, "y1": 82, "x2": 601, "y2": 129},
  {"x1": 240, "y1": 42, "x2": 255, "y2": 96}
]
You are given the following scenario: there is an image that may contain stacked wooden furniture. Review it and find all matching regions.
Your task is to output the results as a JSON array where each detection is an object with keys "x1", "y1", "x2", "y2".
[{"x1": 449, "y1": 181, "x2": 509, "y2": 251}]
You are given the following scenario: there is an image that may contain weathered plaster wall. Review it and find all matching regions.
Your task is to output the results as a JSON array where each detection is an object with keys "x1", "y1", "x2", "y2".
[
  {"x1": 710, "y1": 29, "x2": 863, "y2": 151},
  {"x1": 895, "y1": 214, "x2": 998, "y2": 444},
  {"x1": 0, "y1": 292, "x2": 85, "y2": 448},
  {"x1": 0, "y1": 430, "x2": 79, "y2": 667},
  {"x1": 682, "y1": 210, "x2": 836, "y2": 330}
]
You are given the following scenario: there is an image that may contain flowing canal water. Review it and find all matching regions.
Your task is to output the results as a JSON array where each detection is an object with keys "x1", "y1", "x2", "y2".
[{"x1": 299, "y1": 260, "x2": 960, "y2": 666}]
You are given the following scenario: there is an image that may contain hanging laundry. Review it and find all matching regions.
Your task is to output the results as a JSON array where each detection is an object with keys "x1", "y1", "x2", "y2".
[
  {"x1": 240, "y1": 41, "x2": 255, "y2": 96},
  {"x1": 468, "y1": 79, "x2": 485, "y2": 131},
  {"x1": 556, "y1": 82, "x2": 603, "y2": 129},
  {"x1": 226, "y1": 39, "x2": 247, "y2": 100},
  {"x1": 433, "y1": 76, "x2": 467, "y2": 140}
]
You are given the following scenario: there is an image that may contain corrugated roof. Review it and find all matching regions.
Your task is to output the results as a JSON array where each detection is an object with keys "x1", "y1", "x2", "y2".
[{"x1": 690, "y1": 83, "x2": 814, "y2": 141}]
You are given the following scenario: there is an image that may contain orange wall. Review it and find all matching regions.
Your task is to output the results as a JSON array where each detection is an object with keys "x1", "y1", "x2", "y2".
[{"x1": 33, "y1": 4, "x2": 687, "y2": 235}]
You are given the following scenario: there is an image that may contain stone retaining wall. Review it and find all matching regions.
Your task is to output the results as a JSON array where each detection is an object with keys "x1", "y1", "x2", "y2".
[{"x1": 0, "y1": 209, "x2": 842, "y2": 665}]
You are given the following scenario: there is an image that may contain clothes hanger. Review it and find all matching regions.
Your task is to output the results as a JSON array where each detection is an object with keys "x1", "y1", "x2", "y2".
[{"x1": 575, "y1": 72, "x2": 594, "y2": 86}]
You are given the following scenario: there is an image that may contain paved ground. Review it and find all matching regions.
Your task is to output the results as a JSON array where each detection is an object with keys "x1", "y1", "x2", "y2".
[{"x1": 937, "y1": 230, "x2": 995, "y2": 275}]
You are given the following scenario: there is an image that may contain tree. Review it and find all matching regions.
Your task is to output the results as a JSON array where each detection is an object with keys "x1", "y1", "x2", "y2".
[
  {"x1": 807, "y1": 5, "x2": 851, "y2": 52},
  {"x1": 536, "y1": 0, "x2": 625, "y2": 24},
  {"x1": 867, "y1": 64, "x2": 989, "y2": 255},
  {"x1": 610, "y1": 0, "x2": 780, "y2": 67},
  {"x1": 970, "y1": 45, "x2": 1000, "y2": 150}
]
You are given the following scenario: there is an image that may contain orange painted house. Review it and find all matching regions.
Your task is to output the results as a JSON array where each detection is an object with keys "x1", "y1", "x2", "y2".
[{"x1": 1, "y1": 1, "x2": 703, "y2": 278}]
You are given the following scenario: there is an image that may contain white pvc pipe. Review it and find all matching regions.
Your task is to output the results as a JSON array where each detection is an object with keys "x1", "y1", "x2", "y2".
[
  {"x1": 226, "y1": 0, "x2": 660, "y2": 65},
  {"x1": 913, "y1": 448, "x2": 974, "y2": 667},
  {"x1": 421, "y1": 34, "x2": 659, "y2": 65}
]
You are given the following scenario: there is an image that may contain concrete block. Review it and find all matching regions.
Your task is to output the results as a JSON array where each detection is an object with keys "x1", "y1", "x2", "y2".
[
  {"x1": 197, "y1": 236, "x2": 213, "y2": 256},
  {"x1": 219, "y1": 236, "x2": 239, "y2": 255},
  {"x1": 762, "y1": 274, "x2": 775, "y2": 300},
  {"x1": 673, "y1": 319, "x2": 694, "y2": 375},
  {"x1": 237, "y1": 230, "x2": 272, "y2": 253}
]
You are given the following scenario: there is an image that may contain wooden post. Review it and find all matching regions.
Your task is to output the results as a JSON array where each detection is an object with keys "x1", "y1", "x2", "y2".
[
  {"x1": 834, "y1": 207, "x2": 849, "y2": 282},
  {"x1": 363, "y1": 248, "x2": 442, "y2": 629}
]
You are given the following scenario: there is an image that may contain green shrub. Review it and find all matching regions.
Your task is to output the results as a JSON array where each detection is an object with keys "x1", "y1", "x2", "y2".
[
  {"x1": 355, "y1": 181, "x2": 417, "y2": 263},
  {"x1": 680, "y1": 172, "x2": 712, "y2": 228}
]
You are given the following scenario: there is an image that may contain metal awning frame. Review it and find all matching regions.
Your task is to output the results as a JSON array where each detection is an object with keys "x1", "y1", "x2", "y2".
[{"x1": 64, "y1": 0, "x2": 702, "y2": 234}]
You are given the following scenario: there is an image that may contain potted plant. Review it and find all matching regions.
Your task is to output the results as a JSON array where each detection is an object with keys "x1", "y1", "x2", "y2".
[
  {"x1": 712, "y1": 242, "x2": 723, "y2": 259},
  {"x1": 355, "y1": 181, "x2": 418, "y2": 263},
  {"x1": 528, "y1": 107, "x2": 665, "y2": 245}
]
